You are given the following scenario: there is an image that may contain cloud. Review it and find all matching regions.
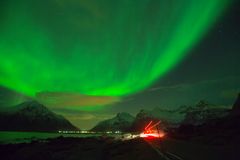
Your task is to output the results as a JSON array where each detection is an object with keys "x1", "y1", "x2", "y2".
[
  {"x1": 149, "y1": 76, "x2": 240, "y2": 92},
  {"x1": 51, "y1": 109, "x2": 115, "y2": 129},
  {"x1": 35, "y1": 92, "x2": 120, "y2": 108},
  {"x1": 63, "y1": 112, "x2": 114, "y2": 121},
  {"x1": 220, "y1": 89, "x2": 239, "y2": 99},
  {"x1": 149, "y1": 84, "x2": 189, "y2": 91}
]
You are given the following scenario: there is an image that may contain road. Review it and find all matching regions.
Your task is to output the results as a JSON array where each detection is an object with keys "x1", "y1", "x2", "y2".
[
  {"x1": 145, "y1": 139, "x2": 184, "y2": 160},
  {"x1": 0, "y1": 136, "x2": 238, "y2": 160},
  {"x1": 144, "y1": 138, "x2": 238, "y2": 160}
]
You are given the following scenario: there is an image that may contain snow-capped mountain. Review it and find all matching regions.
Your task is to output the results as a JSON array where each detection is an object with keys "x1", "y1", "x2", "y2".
[
  {"x1": 0, "y1": 101, "x2": 78, "y2": 131},
  {"x1": 175, "y1": 94, "x2": 240, "y2": 145},
  {"x1": 132, "y1": 100, "x2": 231, "y2": 131},
  {"x1": 131, "y1": 107, "x2": 185, "y2": 131},
  {"x1": 91, "y1": 112, "x2": 135, "y2": 132},
  {"x1": 94, "y1": 99, "x2": 233, "y2": 132},
  {"x1": 182, "y1": 101, "x2": 230, "y2": 125}
]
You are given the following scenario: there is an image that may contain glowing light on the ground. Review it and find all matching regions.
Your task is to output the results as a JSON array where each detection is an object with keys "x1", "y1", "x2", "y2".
[{"x1": 140, "y1": 121, "x2": 165, "y2": 139}]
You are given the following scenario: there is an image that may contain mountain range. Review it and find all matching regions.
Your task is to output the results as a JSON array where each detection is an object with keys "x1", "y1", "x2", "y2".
[
  {"x1": 0, "y1": 101, "x2": 78, "y2": 132},
  {"x1": 91, "y1": 112, "x2": 134, "y2": 132},
  {"x1": 92, "y1": 98, "x2": 236, "y2": 132},
  {"x1": 0, "y1": 93, "x2": 239, "y2": 134}
]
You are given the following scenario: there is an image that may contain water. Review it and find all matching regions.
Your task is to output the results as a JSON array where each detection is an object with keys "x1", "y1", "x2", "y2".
[{"x1": 0, "y1": 131, "x2": 103, "y2": 144}]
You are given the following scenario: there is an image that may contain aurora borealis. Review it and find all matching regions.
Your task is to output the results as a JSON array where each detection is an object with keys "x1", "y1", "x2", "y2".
[{"x1": 0, "y1": 0, "x2": 230, "y2": 107}]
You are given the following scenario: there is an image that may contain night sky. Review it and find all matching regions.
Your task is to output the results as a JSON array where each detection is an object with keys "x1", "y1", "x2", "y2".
[{"x1": 0, "y1": 0, "x2": 239, "y2": 129}]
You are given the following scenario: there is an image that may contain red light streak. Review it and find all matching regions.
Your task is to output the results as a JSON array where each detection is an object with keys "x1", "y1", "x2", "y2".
[
  {"x1": 144, "y1": 120, "x2": 153, "y2": 130},
  {"x1": 140, "y1": 120, "x2": 165, "y2": 139},
  {"x1": 147, "y1": 121, "x2": 161, "y2": 130}
]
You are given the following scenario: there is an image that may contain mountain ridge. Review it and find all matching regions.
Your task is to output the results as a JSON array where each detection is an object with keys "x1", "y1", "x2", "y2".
[
  {"x1": 91, "y1": 112, "x2": 134, "y2": 132},
  {"x1": 0, "y1": 101, "x2": 78, "y2": 132}
]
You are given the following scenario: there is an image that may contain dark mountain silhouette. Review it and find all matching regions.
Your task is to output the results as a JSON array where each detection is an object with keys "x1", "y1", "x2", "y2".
[
  {"x1": 231, "y1": 93, "x2": 240, "y2": 116},
  {"x1": 131, "y1": 101, "x2": 231, "y2": 132},
  {"x1": 182, "y1": 100, "x2": 230, "y2": 125},
  {"x1": 0, "y1": 101, "x2": 78, "y2": 131},
  {"x1": 175, "y1": 94, "x2": 240, "y2": 145},
  {"x1": 131, "y1": 109, "x2": 165, "y2": 132},
  {"x1": 91, "y1": 112, "x2": 134, "y2": 132}
]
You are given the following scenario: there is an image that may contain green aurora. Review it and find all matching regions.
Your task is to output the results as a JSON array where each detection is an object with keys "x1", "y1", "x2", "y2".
[{"x1": 0, "y1": 0, "x2": 229, "y2": 102}]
